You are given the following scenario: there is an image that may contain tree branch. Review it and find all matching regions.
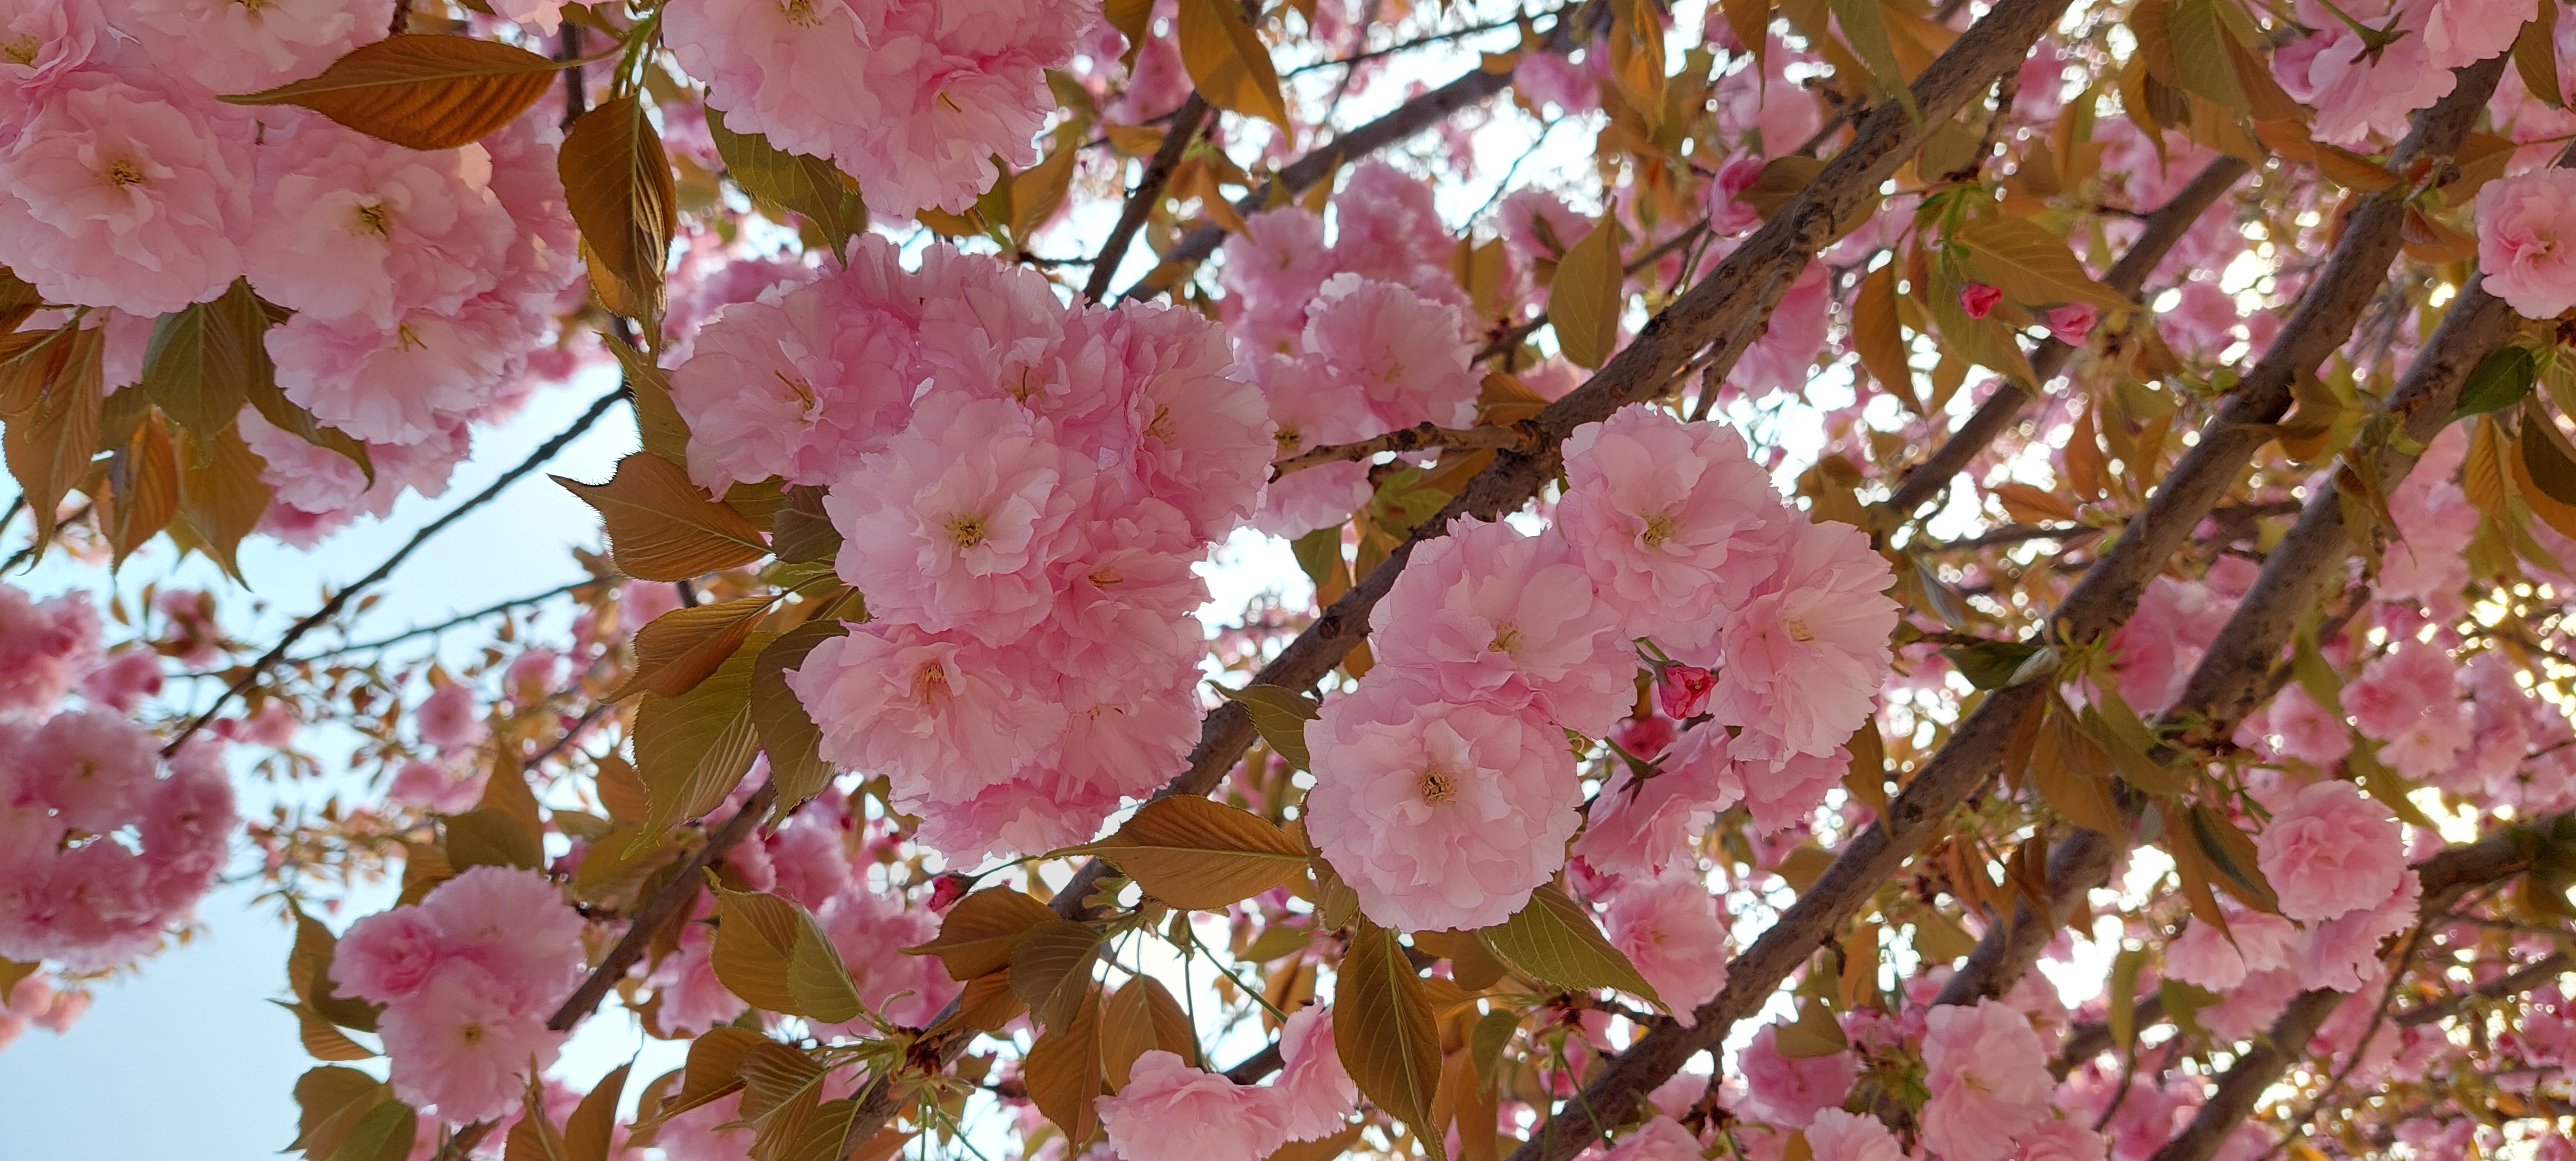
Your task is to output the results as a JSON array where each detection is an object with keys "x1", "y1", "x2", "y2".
[
  {"x1": 1082, "y1": 94, "x2": 1209, "y2": 303},
  {"x1": 1271, "y1": 419, "x2": 1543, "y2": 479}
]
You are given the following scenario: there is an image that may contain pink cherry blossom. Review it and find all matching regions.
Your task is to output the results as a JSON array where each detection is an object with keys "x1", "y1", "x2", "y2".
[
  {"x1": 2476, "y1": 168, "x2": 2576, "y2": 320},
  {"x1": 0, "y1": 583, "x2": 100, "y2": 718},
  {"x1": 2044, "y1": 303, "x2": 2098, "y2": 344},
  {"x1": 1250, "y1": 352, "x2": 1377, "y2": 538},
  {"x1": 0, "y1": 0, "x2": 101, "y2": 131},
  {"x1": 2256, "y1": 780, "x2": 2406, "y2": 923},
  {"x1": 1605, "y1": 1116, "x2": 1704, "y2": 1161},
  {"x1": 1805, "y1": 1109, "x2": 1906, "y2": 1161},
  {"x1": 2263, "y1": 682, "x2": 2353, "y2": 768},
  {"x1": 1096, "y1": 1050, "x2": 1292, "y2": 1161},
  {"x1": 1656, "y1": 663, "x2": 1714, "y2": 720},
  {"x1": 2163, "y1": 908, "x2": 2300, "y2": 991},
  {"x1": 1085, "y1": 299, "x2": 1273, "y2": 541},
  {"x1": 663, "y1": 0, "x2": 878, "y2": 166},
  {"x1": 1731, "y1": 262, "x2": 1829, "y2": 401},
  {"x1": 1370, "y1": 518, "x2": 1631, "y2": 737},
  {"x1": 1275, "y1": 1004, "x2": 1358, "y2": 1140},
  {"x1": 817, "y1": 884, "x2": 957, "y2": 1028},
  {"x1": 1304, "y1": 674, "x2": 1582, "y2": 931},
  {"x1": 787, "y1": 623, "x2": 1062, "y2": 814},
  {"x1": 2301, "y1": 871, "x2": 2422, "y2": 992},
  {"x1": 2273, "y1": 4, "x2": 2454, "y2": 147},
  {"x1": 1603, "y1": 870, "x2": 1729, "y2": 1019},
  {"x1": 269, "y1": 299, "x2": 523, "y2": 445},
  {"x1": 245, "y1": 120, "x2": 515, "y2": 333},
  {"x1": 1329, "y1": 160, "x2": 1457, "y2": 287},
  {"x1": 1570, "y1": 750, "x2": 1736, "y2": 880},
  {"x1": 77, "y1": 648, "x2": 162, "y2": 711},
  {"x1": 828, "y1": 398, "x2": 1092, "y2": 644},
  {"x1": 110, "y1": 0, "x2": 378, "y2": 96},
  {"x1": 2106, "y1": 575, "x2": 2229, "y2": 716},
  {"x1": 22, "y1": 708, "x2": 157, "y2": 833},
  {"x1": 413, "y1": 680, "x2": 486, "y2": 752},
  {"x1": 377, "y1": 960, "x2": 565, "y2": 1123},
  {"x1": 669, "y1": 235, "x2": 923, "y2": 489},
  {"x1": 0, "y1": 70, "x2": 253, "y2": 314},
  {"x1": 1921, "y1": 999, "x2": 2052, "y2": 1161},
  {"x1": 414, "y1": 865, "x2": 587, "y2": 1011},
  {"x1": 1219, "y1": 206, "x2": 1335, "y2": 352},
  {"x1": 2409, "y1": 0, "x2": 2524, "y2": 71},
  {"x1": 1707, "y1": 516, "x2": 1897, "y2": 758},
  {"x1": 1960, "y1": 282, "x2": 2003, "y2": 319},
  {"x1": 1735, "y1": 1023, "x2": 1856, "y2": 1129},
  {"x1": 335, "y1": 906, "x2": 447, "y2": 1003},
  {"x1": 1559, "y1": 406, "x2": 1789, "y2": 646},
  {"x1": 1301, "y1": 273, "x2": 1479, "y2": 430},
  {"x1": 2018, "y1": 1120, "x2": 2110, "y2": 1161}
]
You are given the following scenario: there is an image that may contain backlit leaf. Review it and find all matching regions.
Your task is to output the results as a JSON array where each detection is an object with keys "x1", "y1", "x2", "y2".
[
  {"x1": 1549, "y1": 214, "x2": 1623, "y2": 369},
  {"x1": 1177, "y1": 0, "x2": 1289, "y2": 128},
  {"x1": 564, "y1": 1064, "x2": 628, "y2": 1161},
  {"x1": 632, "y1": 636, "x2": 764, "y2": 841},
  {"x1": 638, "y1": 1028, "x2": 765, "y2": 1128},
  {"x1": 169, "y1": 419, "x2": 272, "y2": 582},
  {"x1": 222, "y1": 35, "x2": 564, "y2": 149},
  {"x1": 707, "y1": 108, "x2": 867, "y2": 264},
  {"x1": 2457, "y1": 346, "x2": 2538, "y2": 419},
  {"x1": 561, "y1": 95, "x2": 677, "y2": 322},
  {"x1": 714, "y1": 888, "x2": 872, "y2": 1028},
  {"x1": 1211, "y1": 682, "x2": 1320, "y2": 770},
  {"x1": 1010, "y1": 919, "x2": 1108, "y2": 1031},
  {"x1": 138, "y1": 280, "x2": 273, "y2": 455},
  {"x1": 754, "y1": 615, "x2": 844, "y2": 823},
  {"x1": 1851, "y1": 264, "x2": 1918, "y2": 413},
  {"x1": 616, "y1": 596, "x2": 777, "y2": 700},
  {"x1": 1071, "y1": 797, "x2": 1307, "y2": 910},
  {"x1": 1, "y1": 325, "x2": 100, "y2": 559},
  {"x1": 557, "y1": 452, "x2": 769, "y2": 581},
  {"x1": 905, "y1": 889, "x2": 1057, "y2": 980},
  {"x1": 1021, "y1": 986, "x2": 1105, "y2": 1140},
  {"x1": 1954, "y1": 217, "x2": 2128, "y2": 308},
  {"x1": 1336, "y1": 921, "x2": 1445, "y2": 1160},
  {"x1": 1479, "y1": 882, "x2": 1661, "y2": 1006},
  {"x1": 293, "y1": 1067, "x2": 391, "y2": 1159}
]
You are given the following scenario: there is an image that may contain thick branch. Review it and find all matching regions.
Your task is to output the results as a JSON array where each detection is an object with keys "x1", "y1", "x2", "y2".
[
  {"x1": 548, "y1": 778, "x2": 779, "y2": 1031},
  {"x1": 162, "y1": 386, "x2": 630, "y2": 755},
  {"x1": 1505, "y1": 55, "x2": 2509, "y2": 1161},
  {"x1": 1883, "y1": 156, "x2": 2252, "y2": 517}
]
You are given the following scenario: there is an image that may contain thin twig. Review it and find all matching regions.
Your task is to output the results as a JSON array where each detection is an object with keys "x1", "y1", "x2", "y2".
[
  {"x1": 161, "y1": 388, "x2": 629, "y2": 757},
  {"x1": 1082, "y1": 94, "x2": 1209, "y2": 303},
  {"x1": 1272, "y1": 419, "x2": 1541, "y2": 479}
]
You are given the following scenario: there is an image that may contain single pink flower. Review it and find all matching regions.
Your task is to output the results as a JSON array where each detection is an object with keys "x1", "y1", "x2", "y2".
[
  {"x1": 2163, "y1": 908, "x2": 2300, "y2": 991},
  {"x1": 378, "y1": 961, "x2": 565, "y2": 1124},
  {"x1": 1603, "y1": 870, "x2": 1730, "y2": 1020},
  {"x1": 334, "y1": 907, "x2": 447, "y2": 1003},
  {"x1": 1707, "y1": 517, "x2": 1898, "y2": 759},
  {"x1": 1558, "y1": 407, "x2": 1790, "y2": 647},
  {"x1": 0, "y1": 583, "x2": 99, "y2": 716},
  {"x1": 1959, "y1": 282, "x2": 2004, "y2": 319},
  {"x1": 2256, "y1": 780, "x2": 2406, "y2": 923},
  {"x1": 1096, "y1": 1050, "x2": 1293, "y2": 1161},
  {"x1": 1370, "y1": 517, "x2": 1632, "y2": 738},
  {"x1": 1735, "y1": 1024, "x2": 1856, "y2": 1130},
  {"x1": 1804, "y1": 1109, "x2": 1906, "y2": 1161},
  {"x1": 1656, "y1": 663, "x2": 1714, "y2": 720},
  {"x1": 1275, "y1": 1004, "x2": 1358, "y2": 1140},
  {"x1": 2017, "y1": 1120, "x2": 2110, "y2": 1161},
  {"x1": 2478, "y1": 168, "x2": 2576, "y2": 320},
  {"x1": 2043, "y1": 302, "x2": 2097, "y2": 344},
  {"x1": 113, "y1": 0, "x2": 378, "y2": 95},
  {"x1": 786, "y1": 623, "x2": 1063, "y2": 816},
  {"x1": 413, "y1": 681, "x2": 486, "y2": 752},
  {"x1": 1301, "y1": 273, "x2": 1480, "y2": 430},
  {"x1": 22, "y1": 709, "x2": 157, "y2": 833},
  {"x1": 1304, "y1": 673, "x2": 1582, "y2": 931},
  {"x1": 1920, "y1": 999, "x2": 2052, "y2": 1161}
]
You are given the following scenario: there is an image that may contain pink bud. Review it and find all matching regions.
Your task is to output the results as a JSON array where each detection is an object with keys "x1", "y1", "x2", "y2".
[
  {"x1": 1959, "y1": 282, "x2": 2003, "y2": 319},
  {"x1": 928, "y1": 871, "x2": 972, "y2": 913},
  {"x1": 2043, "y1": 302, "x2": 2097, "y2": 344},
  {"x1": 1656, "y1": 663, "x2": 1715, "y2": 720}
]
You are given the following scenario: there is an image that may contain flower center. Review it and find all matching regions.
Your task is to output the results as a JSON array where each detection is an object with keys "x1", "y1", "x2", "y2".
[
  {"x1": 947, "y1": 513, "x2": 988, "y2": 549},
  {"x1": 1640, "y1": 512, "x2": 1676, "y2": 548},
  {"x1": 913, "y1": 662, "x2": 953, "y2": 703},
  {"x1": 774, "y1": 370, "x2": 817, "y2": 414},
  {"x1": 352, "y1": 201, "x2": 390, "y2": 236},
  {"x1": 1088, "y1": 564, "x2": 1123, "y2": 586},
  {"x1": 3, "y1": 35, "x2": 38, "y2": 65},
  {"x1": 1145, "y1": 402, "x2": 1175, "y2": 441},
  {"x1": 457, "y1": 1021, "x2": 485, "y2": 1046},
  {"x1": 1416, "y1": 768, "x2": 1457, "y2": 804},
  {"x1": 779, "y1": 0, "x2": 819, "y2": 25},
  {"x1": 101, "y1": 159, "x2": 145, "y2": 188},
  {"x1": 1786, "y1": 616, "x2": 1814, "y2": 643},
  {"x1": 394, "y1": 321, "x2": 425, "y2": 351},
  {"x1": 1274, "y1": 425, "x2": 1302, "y2": 451},
  {"x1": 1489, "y1": 623, "x2": 1522, "y2": 655}
]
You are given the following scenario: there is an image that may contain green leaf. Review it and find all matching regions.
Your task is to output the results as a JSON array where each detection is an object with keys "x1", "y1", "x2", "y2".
[
  {"x1": 329, "y1": 1096, "x2": 417, "y2": 1161},
  {"x1": 1211, "y1": 682, "x2": 1320, "y2": 771},
  {"x1": 292, "y1": 1067, "x2": 392, "y2": 1159},
  {"x1": 1953, "y1": 217, "x2": 2129, "y2": 309},
  {"x1": 1336, "y1": 921, "x2": 1446, "y2": 1161},
  {"x1": 1, "y1": 325, "x2": 101, "y2": 563},
  {"x1": 2077, "y1": 684, "x2": 2190, "y2": 796},
  {"x1": 2183, "y1": 803, "x2": 2279, "y2": 914},
  {"x1": 221, "y1": 34, "x2": 565, "y2": 150},
  {"x1": 2458, "y1": 347, "x2": 2539, "y2": 419},
  {"x1": 138, "y1": 280, "x2": 270, "y2": 460},
  {"x1": 2107, "y1": 947, "x2": 2144, "y2": 1050},
  {"x1": 1773, "y1": 996, "x2": 1849, "y2": 1058},
  {"x1": 713, "y1": 888, "x2": 866, "y2": 1023},
  {"x1": 1548, "y1": 214, "x2": 1623, "y2": 369},
  {"x1": 2029, "y1": 700, "x2": 2126, "y2": 835},
  {"x1": 706, "y1": 108, "x2": 868, "y2": 263},
  {"x1": 1469, "y1": 1009, "x2": 1518, "y2": 1087},
  {"x1": 2165, "y1": 0, "x2": 2250, "y2": 111},
  {"x1": 1829, "y1": 0, "x2": 1908, "y2": 97},
  {"x1": 557, "y1": 452, "x2": 770, "y2": 581},
  {"x1": 637, "y1": 1028, "x2": 764, "y2": 1129},
  {"x1": 607, "y1": 334, "x2": 691, "y2": 468},
  {"x1": 443, "y1": 807, "x2": 544, "y2": 871},
  {"x1": 1479, "y1": 882, "x2": 1662, "y2": 1005},
  {"x1": 754, "y1": 616, "x2": 843, "y2": 824},
  {"x1": 1940, "y1": 638, "x2": 2043, "y2": 690},
  {"x1": 632, "y1": 636, "x2": 764, "y2": 843},
  {"x1": 1009, "y1": 919, "x2": 1107, "y2": 1031},
  {"x1": 1068, "y1": 797, "x2": 1309, "y2": 910},
  {"x1": 168, "y1": 418, "x2": 272, "y2": 582}
]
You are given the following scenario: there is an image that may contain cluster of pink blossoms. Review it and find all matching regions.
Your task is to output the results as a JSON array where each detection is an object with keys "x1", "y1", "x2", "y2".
[
  {"x1": 1306, "y1": 407, "x2": 1897, "y2": 992},
  {"x1": 0, "y1": 583, "x2": 232, "y2": 978},
  {"x1": 0, "y1": 0, "x2": 582, "y2": 546},
  {"x1": 1092, "y1": 1004, "x2": 1359, "y2": 1161},
  {"x1": 2271, "y1": 0, "x2": 2521, "y2": 146},
  {"x1": 334, "y1": 865, "x2": 588, "y2": 1123},
  {"x1": 669, "y1": 238, "x2": 1270, "y2": 859},
  {"x1": 1223, "y1": 161, "x2": 1486, "y2": 539},
  {"x1": 664, "y1": 0, "x2": 1094, "y2": 220}
]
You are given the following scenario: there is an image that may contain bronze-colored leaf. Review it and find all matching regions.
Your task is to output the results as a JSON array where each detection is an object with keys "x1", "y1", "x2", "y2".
[
  {"x1": 1, "y1": 325, "x2": 101, "y2": 559},
  {"x1": 557, "y1": 452, "x2": 769, "y2": 581},
  {"x1": 754, "y1": 614, "x2": 842, "y2": 822},
  {"x1": 1009, "y1": 919, "x2": 1107, "y2": 1031},
  {"x1": 1175, "y1": 0, "x2": 1289, "y2": 128},
  {"x1": 1479, "y1": 882, "x2": 1660, "y2": 1005},
  {"x1": 222, "y1": 35, "x2": 565, "y2": 150},
  {"x1": 616, "y1": 596, "x2": 777, "y2": 700},
  {"x1": 1070, "y1": 796, "x2": 1307, "y2": 910},
  {"x1": 169, "y1": 418, "x2": 273, "y2": 582},
  {"x1": 1021, "y1": 986, "x2": 1105, "y2": 1142},
  {"x1": 706, "y1": 108, "x2": 867, "y2": 263},
  {"x1": 632, "y1": 634, "x2": 764, "y2": 841},
  {"x1": 1548, "y1": 214, "x2": 1622, "y2": 370},
  {"x1": 905, "y1": 889, "x2": 1057, "y2": 980},
  {"x1": 1336, "y1": 921, "x2": 1445, "y2": 1160},
  {"x1": 564, "y1": 1064, "x2": 628, "y2": 1161},
  {"x1": 560, "y1": 95, "x2": 677, "y2": 321}
]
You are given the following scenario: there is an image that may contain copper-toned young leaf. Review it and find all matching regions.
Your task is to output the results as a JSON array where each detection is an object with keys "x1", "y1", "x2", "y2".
[
  {"x1": 1021, "y1": 986, "x2": 1106, "y2": 1141},
  {"x1": 1070, "y1": 797, "x2": 1307, "y2": 910},
  {"x1": 561, "y1": 95, "x2": 677, "y2": 321},
  {"x1": 169, "y1": 418, "x2": 272, "y2": 582},
  {"x1": 222, "y1": 35, "x2": 565, "y2": 149},
  {"x1": 102, "y1": 417, "x2": 179, "y2": 569},
  {"x1": 638, "y1": 1028, "x2": 766, "y2": 1128},
  {"x1": 564, "y1": 1064, "x2": 628, "y2": 1161},
  {"x1": 706, "y1": 108, "x2": 867, "y2": 263},
  {"x1": 1210, "y1": 682, "x2": 1320, "y2": 770},
  {"x1": 1176, "y1": 0, "x2": 1289, "y2": 128},
  {"x1": 753, "y1": 613, "x2": 842, "y2": 823},
  {"x1": 1010, "y1": 919, "x2": 1108, "y2": 1031},
  {"x1": 1953, "y1": 217, "x2": 2129, "y2": 309},
  {"x1": 1851, "y1": 264, "x2": 1918, "y2": 413},
  {"x1": 292, "y1": 1067, "x2": 393, "y2": 1159},
  {"x1": 1337, "y1": 921, "x2": 1445, "y2": 1160},
  {"x1": 616, "y1": 596, "x2": 777, "y2": 700},
  {"x1": 1, "y1": 325, "x2": 100, "y2": 557},
  {"x1": 1548, "y1": 214, "x2": 1623, "y2": 370},
  {"x1": 904, "y1": 889, "x2": 1057, "y2": 980},
  {"x1": 557, "y1": 452, "x2": 769, "y2": 581}
]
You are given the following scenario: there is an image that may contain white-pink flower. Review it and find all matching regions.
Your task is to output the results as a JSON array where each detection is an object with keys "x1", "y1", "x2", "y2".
[
  {"x1": 1920, "y1": 999, "x2": 2052, "y2": 1161},
  {"x1": 827, "y1": 397, "x2": 1092, "y2": 645},
  {"x1": 0, "y1": 71, "x2": 252, "y2": 314},
  {"x1": 786, "y1": 623, "x2": 1062, "y2": 813},
  {"x1": 377, "y1": 960, "x2": 565, "y2": 1123},
  {"x1": 1707, "y1": 517, "x2": 1897, "y2": 758},
  {"x1": 246, "y1": 120, "x2": 515, "y2": 332},
  {"x1": 2477, "y1": 168, "x2": 2576, "y2": 320},
  {"x1": 1301, "y1": 273, "x2": 1480, "y2": 430},
  {"x1": 1304, "y1": 674, "x2": 1582, "y2": 931},
  {"x1": 1805, "y1": 1109, "x2": 1906, "y2": 1161},
  {"x1": 1559, "y1": 407, "x2": 1789, "y2": 647},
  {"x1": 1370, "y1": 518, "x2": 1632, "y2": 738},
  {"x1": 1096, "y1": 1050, "x2": 1292, "y2": 1161},
  {"x1": 2256, "y1": 779, "x2": 2406, "y2": 923},
  {"x1": 1603, "y1": 870, "x2": 1729, "y2": 1019}
]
